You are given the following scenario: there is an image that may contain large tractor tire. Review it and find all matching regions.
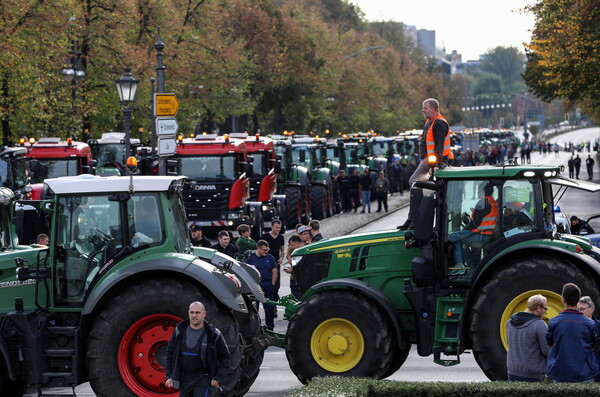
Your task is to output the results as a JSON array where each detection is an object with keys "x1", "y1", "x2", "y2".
[
  {"x1": 310, "y1": 185, "x2": 328, "y2": 220},
  {"x1": 283, "y1": 186, "x2": 301, "y2": 229},
  {"x1": 469, "y1": 256, "x2": 600, "y2": 381},
  {"x1": 250, "y1": 208, "x2": 263, "y2": 241},
  {"x1": 285, "y1": 290, "x2": 394, "y2": 383},
  {"x1": 381, "y1": 346, "x2": 410, "y2": 379},
  {"x1": 232, "y1": 296, "x2": 264, "y2": 396},
  {"x1": 87, "y1": 278, "x2": 243, "y2": 397}
]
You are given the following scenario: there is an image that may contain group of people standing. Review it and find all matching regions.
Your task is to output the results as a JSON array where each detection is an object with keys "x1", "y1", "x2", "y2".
[
  {"x1": 507, "y1": 283, "x2": 600, "y2": 382},
  {"x1": 337, "y1": 166, "x2": 402, "y2": 214},
  {"x1": 567, "y1": 154, "x2": 596, "y2": 180}
]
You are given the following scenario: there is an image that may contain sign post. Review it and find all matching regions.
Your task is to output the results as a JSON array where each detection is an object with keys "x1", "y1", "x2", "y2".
[{"x1": 154, "y1": 93, "x2": 180, "y2": 157}]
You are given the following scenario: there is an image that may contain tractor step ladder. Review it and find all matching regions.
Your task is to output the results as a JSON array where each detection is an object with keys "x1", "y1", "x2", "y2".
[
  {"x1": 432, "y1": 294, "x2": 463, "y2": 366},
  {"x1": 36, "y1": 326, "x2": 79, "y2": 396}
]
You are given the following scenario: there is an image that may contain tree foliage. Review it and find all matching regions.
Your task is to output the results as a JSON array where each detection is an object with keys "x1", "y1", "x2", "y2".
[
  {"x1": 0, "y1": 0, "x2": 485, "y2": 144},
  {"x1": 524, "y1": 0, "x2": 600, "y2": 120}
]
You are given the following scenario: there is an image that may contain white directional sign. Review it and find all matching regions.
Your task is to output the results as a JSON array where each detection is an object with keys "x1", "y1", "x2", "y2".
[
  {"x1": 158, "y1": 137, "x2": 177, "y2": 156},
  {"x1": 156, "y1": 117, "x2": 179, "y2": 136}
]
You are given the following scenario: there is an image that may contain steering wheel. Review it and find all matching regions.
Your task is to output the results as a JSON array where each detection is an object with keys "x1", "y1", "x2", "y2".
[
  {"x1": 90, "y1": 227, "x2": 113, "y2": 250},
  {"x1": 461, "y1": 211, "x2": 471, "y2": 227}
]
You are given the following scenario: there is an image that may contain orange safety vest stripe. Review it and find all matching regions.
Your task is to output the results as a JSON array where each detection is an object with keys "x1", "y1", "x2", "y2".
[
  {"x1": 425, "y1": 114, "x2": 452, "y2": 158},
  {"x1": 472, "y1": 196, "x2": 499, "y2": 234}
]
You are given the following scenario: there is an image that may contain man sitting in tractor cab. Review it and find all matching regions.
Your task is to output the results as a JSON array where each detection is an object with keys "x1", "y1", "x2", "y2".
[{"x1": 448, "y1": 182, "x2": 498, "y2": 275}]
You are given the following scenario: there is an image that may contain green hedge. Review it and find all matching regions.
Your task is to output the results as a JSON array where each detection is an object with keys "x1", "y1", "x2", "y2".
[{"x1": 285, "y1": 377, "x2": 600, "y2": 397}]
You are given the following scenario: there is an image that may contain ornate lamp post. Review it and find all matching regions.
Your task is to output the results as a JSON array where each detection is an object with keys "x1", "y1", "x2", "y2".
[
  {"x1": 115, "y1": 67, "x2": 140, "y2": 158},
  {"x1": 61, "y1": 42, "x2": 86, "y2": 134}
]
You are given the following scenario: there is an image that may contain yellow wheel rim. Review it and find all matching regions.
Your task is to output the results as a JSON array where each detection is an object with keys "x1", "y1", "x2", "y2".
[
  {"x1": 500, "y1": 289, "x2": 562, "y2": 350},
  {"x1": 310, "y1": 317, "x2": 365, "y2": 372}
]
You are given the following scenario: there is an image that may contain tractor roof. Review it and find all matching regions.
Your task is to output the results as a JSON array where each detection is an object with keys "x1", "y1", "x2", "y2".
[
  {"x1": 45, "y1": 174, "x2": 186, "y2": 194},
  {"x1": 435, "y1": 164, "x2": 562, "y2": 180}
]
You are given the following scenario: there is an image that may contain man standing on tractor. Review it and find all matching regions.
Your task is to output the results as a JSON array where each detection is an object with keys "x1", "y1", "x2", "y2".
[
  {"x1": 165, "y1": 301, "x2": 231, "y2": 396},
  {"x1": 400, "y1": 98, "x2": 453, "y2": 230}
]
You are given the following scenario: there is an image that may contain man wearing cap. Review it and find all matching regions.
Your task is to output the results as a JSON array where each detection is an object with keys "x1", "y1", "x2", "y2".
[
  {"x1": 190, "y1": 225, "x2": 211, "y2": 247},
  {"x1": 297, "y1": 225, "x2": 312, "y2": 245}
]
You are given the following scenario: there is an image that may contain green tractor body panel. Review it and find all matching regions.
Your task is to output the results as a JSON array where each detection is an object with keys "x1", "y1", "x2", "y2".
[{"x1": 283, "y1": 162, "x2": 600, "y2": 383}]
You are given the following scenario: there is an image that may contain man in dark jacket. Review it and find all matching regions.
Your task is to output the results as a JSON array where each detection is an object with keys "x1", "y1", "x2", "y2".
[
  {"x1": 506, "y1": 294, "x2": 550, "y2": 381},
  {"x1": 547, "y1": 283, "x2": 599, "y2": 382},
  {"x1": 165, "y1": 301, "x2": 231, "y2": 396}
]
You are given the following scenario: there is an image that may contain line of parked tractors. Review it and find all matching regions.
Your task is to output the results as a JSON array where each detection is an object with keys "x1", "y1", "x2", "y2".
[{"x1": 0, "y1": 128, "x2": 519, "y2": 240}]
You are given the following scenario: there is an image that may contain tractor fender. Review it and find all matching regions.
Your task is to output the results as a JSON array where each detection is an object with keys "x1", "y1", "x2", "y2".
[
  {"x1": 82, "y1": 256, "x2": 247, "y2": 316},
  {"x1": 474, "y1": 243, "x2": 600, "y2": 291},
  {"x1": 307, "y1": 278, "x2": 406, "y2": 349},
  {"x1": 0, "y1": 334, "x2": 16, "y2": 381}
]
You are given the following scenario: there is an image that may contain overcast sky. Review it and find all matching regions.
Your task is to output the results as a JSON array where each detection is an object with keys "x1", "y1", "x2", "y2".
[{"x1": 350, "y1": 0, "x2": 536, "y2": 61}]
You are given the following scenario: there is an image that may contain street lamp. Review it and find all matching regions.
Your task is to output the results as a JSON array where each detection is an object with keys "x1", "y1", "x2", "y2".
[
  {"x1": 61, "y1": 42, "x2": 86, "y2": 84},
  {"x1": 115, "y1": 67, "x2": 140, "y2": 159}
]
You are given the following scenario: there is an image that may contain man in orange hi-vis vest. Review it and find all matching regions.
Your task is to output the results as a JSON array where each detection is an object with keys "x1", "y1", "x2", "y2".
[
  {"x1": 400, "y1": 98, "x2": 452, "y2": 230},
  {"x1": 448, "y1": 182, "x2": 498, "y2": 276}
]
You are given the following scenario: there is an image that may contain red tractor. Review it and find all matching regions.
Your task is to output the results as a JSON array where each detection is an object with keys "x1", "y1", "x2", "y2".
[
  {"x1": 232, "y1": 133, "x2": 286, "y2": 232},
  {"x1": 21, "y1": 137, "x2": 95, "y2": 199},
  {"x1": 170, "y1": 134, "x2": 262, "y2": 238}
]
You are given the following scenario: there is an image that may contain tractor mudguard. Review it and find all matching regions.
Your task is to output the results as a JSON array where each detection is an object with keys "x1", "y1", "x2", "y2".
[
  {"x1": 193, "y1": 247, "x2": 265, "y2": 302},
  {"x1": 475, "y1": 243, "x2": 600, "y2": 287},
  {"x1": 82, "y1": 257, "x2": 247, "y2": 316},
  {"x1": 306, "y1": 278, "x2": 406, "y2": 349},
  {"x1": 0, "y1": 333, "x2": 16, "y2": 381}
]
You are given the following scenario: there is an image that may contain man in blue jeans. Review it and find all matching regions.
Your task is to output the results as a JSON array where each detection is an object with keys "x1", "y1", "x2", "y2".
[
  {"x1": 547, "y1": 283, "x2": 600, "y2": 382},
  {"x1": 246, "y1": 240, "x2": 278, "y2": 330},
  {"x1": 448, "y1": 182, "x2": 498, "y2": 275},
  {"x1": 359, "y1": 169, "x2": 372, "y2": 213}
]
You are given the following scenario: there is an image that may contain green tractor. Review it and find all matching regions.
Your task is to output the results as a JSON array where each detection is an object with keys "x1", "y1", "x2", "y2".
[
  {"x1": 0, "y1": 174, "x2": 268, "y2": 396},
  {"x1": 276, "y1": 162, "x2": 600, "y2": 383},
  {"x1": 290, "y1": 136, "x2": 335, "y2": 221},
  {"x1": 272, "y1": 137, "x2": 311, "y2": 229}
]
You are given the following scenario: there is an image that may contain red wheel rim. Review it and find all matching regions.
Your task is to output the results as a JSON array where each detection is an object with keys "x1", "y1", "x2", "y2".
[{"x1": 118, "y1": 313, "x2": 181, "y2": 396}]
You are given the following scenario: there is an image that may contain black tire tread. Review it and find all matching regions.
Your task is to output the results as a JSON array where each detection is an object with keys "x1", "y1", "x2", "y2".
[
  {"x1": 310, "y1": 185, "x2": 327, "y2": 220},
  {"x1": 283, "y1": 186, "x2": 301, "y2": 229},
  {"x1": 469, "y1": 255, "x2": 600, "y2": 380},
  {"x1": 86, "y1": 278, "x2": 242, "y2": 397},
  {"x1": 285, "y1": 290, "x2": 394, "y2": 384}
]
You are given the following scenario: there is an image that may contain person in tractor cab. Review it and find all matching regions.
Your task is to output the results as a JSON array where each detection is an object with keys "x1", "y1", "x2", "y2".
[
  {"x1": 448, "y1": 182, "x2": 498, "y2": 275},
  {"x1": 570, "y1": 216, "x2": 595, "y2": 235}
]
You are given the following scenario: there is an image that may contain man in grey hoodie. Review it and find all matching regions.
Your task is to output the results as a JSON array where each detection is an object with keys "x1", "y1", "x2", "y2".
[{"x1": 506, "y1": 294, "x2": 550, "y2": 381}]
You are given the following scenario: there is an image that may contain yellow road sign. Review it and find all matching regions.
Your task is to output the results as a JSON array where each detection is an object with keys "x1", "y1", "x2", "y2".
[{"x1": 154, "y1": 93, "x2": 180, "y2": 117}]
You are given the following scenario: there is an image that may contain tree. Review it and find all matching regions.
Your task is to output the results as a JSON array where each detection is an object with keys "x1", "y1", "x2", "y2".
[{"x1": 524, "y1": 0, "x2": 600, "y2": 121}]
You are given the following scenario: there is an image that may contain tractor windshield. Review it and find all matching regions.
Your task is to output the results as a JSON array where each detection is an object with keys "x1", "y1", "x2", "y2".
[
  {"x1": 371, "y1": 141, "x2": 391, "y2": 156},
  {"x1": 91, "y1": 143, "x2": 126, "y2": 176},
  {"x1": 247, "y1": 152, "x2": 269, "y2": 177},
  {"x1": 0, "y1": 157, "x2": 27, "y2": 190},
  {"x1": 29, "y1": 158, "x2": 79, "y2": 183},
  {"x1": 175, "y1": 155, "x2": 238, "y2": 181},
  {"x1": 54, "y1": 193, "x2": 164, "y2": 306}
]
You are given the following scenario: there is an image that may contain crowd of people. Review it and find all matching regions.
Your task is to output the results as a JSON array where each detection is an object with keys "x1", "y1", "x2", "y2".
[
  {"x1": 189, "y1": 219, "x2": 325, "y2": 331},
  {"x1": 506, "y1": 282, "x2": 600, "y2": 382}
]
